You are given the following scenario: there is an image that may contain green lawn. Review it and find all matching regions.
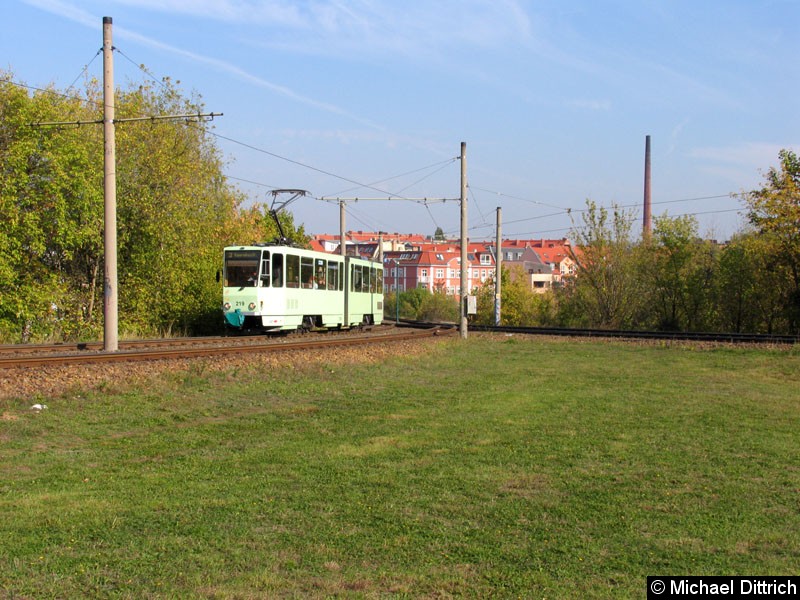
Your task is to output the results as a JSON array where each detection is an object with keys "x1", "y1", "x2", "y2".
[{"x1": 1, "y1": 336, "x2": 798, "y2": 598}]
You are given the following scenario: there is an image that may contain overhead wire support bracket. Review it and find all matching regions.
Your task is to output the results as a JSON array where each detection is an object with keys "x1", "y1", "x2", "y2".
[
  {"x1": 30, "y1": 112, "x2": 222, "y2": 128},
  {"x1": 114, "y1": 111, "x2": 222, "y2": 124},
  {"x1": 318, "y1": 196, "x2": 459, "y2": 204}
]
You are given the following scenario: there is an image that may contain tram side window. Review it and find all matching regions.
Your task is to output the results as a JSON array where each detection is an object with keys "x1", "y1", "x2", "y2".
[
  {"x1": 376, "y1": 267, "x2": 383, "y2": 293},
  {"x1": 272, "y1": 253, "x2": 283, "y2": 288},
  {"x1": 362, "y1": 265, "x2": 370, "y2": 293},
  {"x1": 352, "y1": 264, "x2": 363, "y2": 293},
  {"x1": 286, "y1": 254, "x2": 300, "y2": 288},
  {"x1": 315, "y1": 259, "x2": 327, "y2": 290},
  {"x1": 260, "y1": 252, "x2": 270, "y2": 287},
  {"x1": 369, "y1": 267, "x2": 377, "y2": 293},
  {"x1": 327, "y1": 262, "x2": 339, "y2": 290},
  {"x1": 301, "y1": 256, "x2": 314, "y2": 288}
]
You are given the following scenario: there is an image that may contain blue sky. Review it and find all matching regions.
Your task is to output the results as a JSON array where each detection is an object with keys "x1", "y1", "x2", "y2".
[{"x1": 2, "y1": 0, "x2": 798, "y2": 240}]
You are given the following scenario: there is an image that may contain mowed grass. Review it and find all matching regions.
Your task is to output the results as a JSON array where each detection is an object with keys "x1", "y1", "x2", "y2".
[{"x1": 1, "y1": 336, "x2": 798, "y2": 598}]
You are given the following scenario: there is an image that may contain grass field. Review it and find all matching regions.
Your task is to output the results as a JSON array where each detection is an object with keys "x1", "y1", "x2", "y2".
[{"x1": 1, "y1": 335, "x2": 798, "y2": 598}]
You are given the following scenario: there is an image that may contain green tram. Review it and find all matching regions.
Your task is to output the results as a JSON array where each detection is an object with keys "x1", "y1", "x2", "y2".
[{"x1": 221, "y1": 244, "x2": 383, "y2": 332}]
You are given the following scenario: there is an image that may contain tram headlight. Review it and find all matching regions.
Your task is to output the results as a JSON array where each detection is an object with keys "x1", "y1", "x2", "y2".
[
  {"x1": 223, "y1": 302, "x2": 231, "y2": 311},
  {"x1": 248, "y1": 302, "x2": 257, "y2": 311}
]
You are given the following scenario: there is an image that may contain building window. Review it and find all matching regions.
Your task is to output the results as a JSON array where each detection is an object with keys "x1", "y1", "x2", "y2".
[
  {"x1": 436, "y1": 268, "x2": 444, "y2": 278},
  {"x1": 480, "y1": 254, "x2": 491, "y2": 265}
]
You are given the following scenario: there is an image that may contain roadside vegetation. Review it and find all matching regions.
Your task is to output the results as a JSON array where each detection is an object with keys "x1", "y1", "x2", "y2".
[
  {"x1": 1, "y1": 336, "x2": 797, "y2": 597},
  {"x1": 1, "y1": 70, "x2": 798, "y2": 340},
  {"x1": 0, "y1": 72, "x2": 305, "y2": 343},
  {"x1": 474, "y1": 151, "x2": 800, "y2": 336}
]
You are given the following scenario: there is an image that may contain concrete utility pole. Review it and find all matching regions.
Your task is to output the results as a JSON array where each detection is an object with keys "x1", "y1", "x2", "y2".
[
  {"x1": 33, "y1": 17, "x2": 221, "y2": 352},
  {"x1": 323, "y1": 173, "x2": 461, "y2": 331},
  {"x1": 340, "y1": 200, "x2": 348, "y2": 326},
  {"x1": 643, "y1": 134, "x2": 652, "y2": 241},
  {"x1": 459, "y1": 142, "x2": 468, "y2": 340},
  {"x1": 495, "y1": 206, "x2": 502, "y2": 326},
  {"x1": 102, "y1": 16, "x2": 118, "y2": 352}
]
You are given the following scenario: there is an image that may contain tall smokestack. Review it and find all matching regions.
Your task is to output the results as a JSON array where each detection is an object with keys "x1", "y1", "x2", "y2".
[{"x1": 643, "y1": 135, "x2": 652, "y2": 240}]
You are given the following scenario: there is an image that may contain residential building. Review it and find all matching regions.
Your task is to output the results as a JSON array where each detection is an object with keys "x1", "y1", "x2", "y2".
[{"x1": 309, "y1": 231, "x2": 577, "y2": 296}]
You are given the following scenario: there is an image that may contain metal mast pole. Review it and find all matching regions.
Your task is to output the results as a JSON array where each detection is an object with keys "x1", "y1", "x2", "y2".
[
  {"x1": 102, "y1": 16, "x2": 118, "y2": 352},
  {"x1": 643, "y1": 134, "x2": 652, "y2": 241},
  {"x1": 459, "y1": 142, "x2": 468, "y2": 339},
  {"x1": 495, "y1": 206, "x2": 502, "y2": 326},
  {"x1": 340, "y1": 201, "x2": 348, "y2": 327}
]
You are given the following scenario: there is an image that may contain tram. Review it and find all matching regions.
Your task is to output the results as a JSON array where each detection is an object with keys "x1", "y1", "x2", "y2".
[{"x1": 221, "y1": 244, "x2": 383, "y2": 332}]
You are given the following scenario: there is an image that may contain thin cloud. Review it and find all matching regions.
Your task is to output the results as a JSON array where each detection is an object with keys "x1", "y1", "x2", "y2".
[
  {"x1": 667, "y1": 118, "x2": 690, "y2": 155},
  {"x1": 22, "y1": 0, "x2": 386, "y2": 130},
  {"x1": 570, "y1": 99, "x2": 611, "y2": 112},
  {"x1": 690, "y1": 142, "x2": 797, "y2": 167},
  {"x1": 24, "y1": 0, "x2": 96, "y2": 27},
  {"x1": 689, "y1": 142, "x2": 800, "y2": 190},
  {"x1": 105, "y1": 0, "x2": 535, "y2": 61}
]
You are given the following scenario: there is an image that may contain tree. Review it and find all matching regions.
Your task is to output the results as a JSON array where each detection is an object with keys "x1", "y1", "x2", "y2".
[
  {"x1": 560, "y1": 200, "x2": 644, "y2": 328},
  {"x1": 417, "y1": 291, "x2": 460, "y2": 322},
  {"x1": 714, "y1": 232, "x2": 788, "y2": 333},
  {"x1": 745, "y1": 149, "x2": 800, "y2": 332},
  {"x1": 641, "y1": 214, "x2": 718, "y2": 331},
  {"x1": 0, "y1": 71, "x2": 293, "y2": 341},
  {"x1": 0, "y1": 74, "x2": 103, "y2": 340},
  {"x1": 473, "y1": 266, "x2": 555, "y2": 326}
]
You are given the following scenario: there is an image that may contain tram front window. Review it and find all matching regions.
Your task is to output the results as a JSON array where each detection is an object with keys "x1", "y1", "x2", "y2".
[{"x1": 224, "y1": 250, "x2": 260, "y2": 287}]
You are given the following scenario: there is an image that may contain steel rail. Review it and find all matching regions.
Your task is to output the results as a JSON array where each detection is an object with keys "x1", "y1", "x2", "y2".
[
  {"x1": 466, "y1": 324, "x2": 799, "y2": 344},
  {"x1": 0, "y1": 327, "x2": 450, "y2": 369},
  {"x1": 0, "y1": 336, "x2": 226, "y2": 355},
  {"x1": 0, "y1": 325, "x2": 397, "y2": 356}
]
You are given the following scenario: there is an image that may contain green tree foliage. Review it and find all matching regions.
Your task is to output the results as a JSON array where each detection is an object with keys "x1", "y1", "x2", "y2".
[
  {"x1": 112, "y1": 78, "x2": 250, "y2": 335},
  {"x1": 714, "y1": 233, "x2": 788, "y2": 333},
  {"x1": 745, "y1": 149, "x2": 800, "y2": 332},
  {"x1": 0, "y1": 71, "x2": 300, "y2": 341},
  {"x1": 398, "y1": 287, "x2": 429, "y2": 319},
  {"x1": 560, "y1": 200, "x2": 644, "y2": 328},
  {"x1": 641, "y1": 215, "x2": 718, "y2": 331},
  {"x1": 473, "y1": 266, "x2": 555, "y2": 326},
  {"x1": 383, "y1": 287, "x2": 459, "y2": 322},
  {"x1": 417, "y1": 291, "x2": 460, "y2": 322},
  {"x1": 0, "y1": 75, "x2": 103, "y2": 340}
]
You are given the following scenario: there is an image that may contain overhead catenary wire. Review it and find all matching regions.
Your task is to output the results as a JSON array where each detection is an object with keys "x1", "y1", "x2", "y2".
[
  {"x1": 322, "y1": 157, "x2": 458, "y2": 198},
  {"x1": 392, "y1": 159, "x2": 459, "y2": 196},
  {"x1": 207, "y1": 128, "x2": 427, "y2": 200},
  {"x1": 468, "y1": 185, "x2": 487, "y2": 228},
  {"x1": 469, "y1": 186, "x2": 566, "y2": 211},
  {"x1": 65, "y1": 49, "x2": 102, "y2": 94},
  {"x1": 6, "y1": 78, "x2": 100, "y2": 108},
  {"x1": 6, "y1": 71, "x2": 750, "y2": 241},
  {"x1": 9, "y1": 73, "x2": 457, "y2": 225},
  {"x1": 227, "y1": 174, "x2": 283, "y2": 190},
  {"x1": 462, "y1": 206, "x2": 747, "y2": 239},
  {"x1": 114, "y1": 47, "x2": 172, "y2": 92}
]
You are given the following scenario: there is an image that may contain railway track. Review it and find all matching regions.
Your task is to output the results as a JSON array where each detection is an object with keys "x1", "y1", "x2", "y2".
[
  {"x1": 466, "y1": 324, "x2": 799, "y2": 344},
  {"x1": 0, "y1": 325, "x2": 451, "y2": 369}
]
